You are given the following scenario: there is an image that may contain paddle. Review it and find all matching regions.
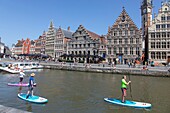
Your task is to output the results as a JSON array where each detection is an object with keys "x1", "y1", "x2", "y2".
[{"x1": 128, "y1": 75, "x2": 133, "y2": 99}]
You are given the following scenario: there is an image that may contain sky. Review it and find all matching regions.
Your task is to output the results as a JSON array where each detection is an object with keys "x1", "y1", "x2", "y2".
[{"x1": 0, "y1": 0, "x2": 161, "y2": 48}]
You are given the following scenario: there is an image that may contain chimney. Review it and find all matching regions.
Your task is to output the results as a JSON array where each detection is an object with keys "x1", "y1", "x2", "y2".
[{"x1": 67, "y1": 26, "x2": 70, "y2": 31}]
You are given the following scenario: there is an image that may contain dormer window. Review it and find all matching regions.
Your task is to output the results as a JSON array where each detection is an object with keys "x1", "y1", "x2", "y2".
[{"x1": 122, "y1": 15, "x2": 125, "y2": 22}]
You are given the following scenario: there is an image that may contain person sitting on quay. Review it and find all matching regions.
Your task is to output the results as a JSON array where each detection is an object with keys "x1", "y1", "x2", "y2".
[{"x1": 142, "y1": 65, "x2": 148, "y2": 70}]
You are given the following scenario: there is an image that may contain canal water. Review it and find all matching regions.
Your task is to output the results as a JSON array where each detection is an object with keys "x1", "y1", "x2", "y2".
[{"x1": 0, "y1": 69, "x2": 170, "y2": 113}]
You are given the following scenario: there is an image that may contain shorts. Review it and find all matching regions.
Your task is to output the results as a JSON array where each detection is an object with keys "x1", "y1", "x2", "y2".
[
  {"x1": 28, "y1": 86, "x2": 33, "y2": 91},
  {"x1": 121, "y1": 88, "x2": 127, "y2": 96},
  {"x1": 20, "y1": 78, "x2": 23, "y2": 82}
]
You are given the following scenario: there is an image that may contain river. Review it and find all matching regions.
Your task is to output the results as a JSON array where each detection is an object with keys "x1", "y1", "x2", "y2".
[{"x1": 0, "y1": 69, "x2": 170, "y2": 113}]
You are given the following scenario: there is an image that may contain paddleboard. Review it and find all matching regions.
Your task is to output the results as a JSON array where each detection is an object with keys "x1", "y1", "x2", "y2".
[
  {"x1": 104, "y1": 98, "x2": 151, "y2": 108},
  {"x1": 8, "y1": 83, "x2": 36, "y2": 87},
  {"x1": 18, "y1": 93, "x2": 48, "y2": 104}
]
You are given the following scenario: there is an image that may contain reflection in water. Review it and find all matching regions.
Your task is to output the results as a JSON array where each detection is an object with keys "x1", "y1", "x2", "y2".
[
  {"x1": 18, "y1": 86, "x2": 23, "y2": 94},
  {"x1": 26, "y1": 102, "x2": 32, "y2": 112}
]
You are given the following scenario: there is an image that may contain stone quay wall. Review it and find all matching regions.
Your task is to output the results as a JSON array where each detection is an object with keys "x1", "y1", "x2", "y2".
[{"x1": 41, "y1": 63, "x2": 170, "y2": 77}]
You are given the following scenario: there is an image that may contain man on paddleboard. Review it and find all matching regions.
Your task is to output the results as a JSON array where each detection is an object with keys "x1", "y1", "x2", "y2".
[
  {"x1": 26, "y1": 73, "x2": 35, "y2": 99},
  {"x1": 121, "y1": 75, "x2": 131, "y2": 103}
]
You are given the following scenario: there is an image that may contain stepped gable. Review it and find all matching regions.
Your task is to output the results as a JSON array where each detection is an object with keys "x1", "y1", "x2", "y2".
[
  {"x1": 15, "y1": 39, "x2": 24, "y2": 47},
  {"x1": 75, "y1": 25, "x2": 100, "y2": 40},
  {"x1": 111, "y1": 8, "x2": 139, "y2": 30}
]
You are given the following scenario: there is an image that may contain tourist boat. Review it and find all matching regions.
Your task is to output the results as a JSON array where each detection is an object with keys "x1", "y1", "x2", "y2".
[
  {"x1": 0, "y1": 63, "x2": 20, "y2": 74},
  {"x1": 12, "y1": 62, "x2": 33, "y2": 70},
  {"x1": 12, "y1": 62, "x2": 43, "y2": 70},
  {"x1": 31, "y1": 62, "x2": 43, "y2": 69}
]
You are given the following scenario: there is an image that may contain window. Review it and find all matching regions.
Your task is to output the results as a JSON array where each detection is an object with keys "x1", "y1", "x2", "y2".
[
  {"x1": 162, "y1": 32, "x2": 166, "y2": 38},
  {"x1": 136, "y1": 38, "x2": 139, "y2": 44},
  {"x1": 151, "y1": 52, "x2": 155, "y2": 59},
  {"x1": 130, "y1": 47, "x2": 133, "y2": 55},
  {"x1": 156, "y1": 52, "x2": 161, "y2": 59},
  {"x1": 75, "y1": 51, "x2": 78, "y2": 55},
  {"x1": 151, "y1": 42, "x2": 155, "y2": 48},
  {"x1": 122, "y1": 15, "x2": 125, "y2": 22},
  {"x1": 125, "y1": 38, "x2": 128, "y2": 44},
  {"x1": 130, "y1": 30, "x2": 133, "y2": 35},
  {"x1": 114, "y1": 31, "x2": 117, "y2": 36},
  {"x1": 88, "y1": 51, "x2": 90, "y2": 55},
  {"x1": 83, "y1": 36, "x2": 86, "y2": 40},
  {"x1": 124, "y1": 47, "x2": 128, "y2": 54},
  {"x1": 125, "y1": 30, "x2": 128, "y2": 36},
  {"x1": 122, "y1": 31, "x2": 125, "y2": 36},
  {"x1": 162, "y1": 52, "x2": 166, "y2": 59},
  {"x1": 156, "y1": 33, "x2": 160, "y2": 38},
  {"x1": 93, "y1": 43, "x2": 96, "y2": 47},
  {"x1": 119, "y1": 25, "x2": 122, "y2": 28},
  {"x1": 167, "y1": 42, "x2": 170, "y2": 48},
  {"x1": 114, "y1": 39, "x2": 117, "y2": 44},
  {"x1": 119, "y1": 39, "x2": 122, "y2": 44},
  {"x1": 151, "y1": 33, "x2": 155, "y2": 38},
  {"x1": 108, "y1": 48, "x2": 111, "y2": 55},
  {"x1": 156, "y1": 25, "x2": 160, "y2": 29},
  {"x1": 156, "y1": 42, "x2": 161, "y2": 48},
  {"x1": 75, "y1": 37, "x2": 78, "y2": 40},
  {"x1": 162, "y1": 24, "x2": 166, "y2": 29},
  {"x1": 113, "y1": 47, "x2": 117, "y2": 54},
  {"x1": 167, "y1": 24, "x2": 170, "y2": 28},
  {"x1": 125, "y1": 24, "x2": 128, "y2": 28},
  {"x1": 167, "y1": 32, "x2": 170, "y2": 37},
  {"x1": 136, "y1": 47, "x2": 140, "y2": 56},
  {"x1": 162, "y1": 42, "x2": 166, "y2": 48},
  {"x1": 130, "y1": 37, "x2": 133, "y2": 44},
  {"x1": 119, "y1": 31, "x2": 122, "y2": 36},
  {"x1": 167, "y1": 16, "x2": 170, "y2": 20},
  {"x1": 161, "y1": 16, "x2": 166, "y2": 21},
  {"x1": 119, "y1": 47, "x2": 122, "y2": 53}
]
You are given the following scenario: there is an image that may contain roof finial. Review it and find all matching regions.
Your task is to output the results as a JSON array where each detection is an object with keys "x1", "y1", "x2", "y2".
[{"x1": 123, "y1": 6, "x2": 125, "y2": 10}]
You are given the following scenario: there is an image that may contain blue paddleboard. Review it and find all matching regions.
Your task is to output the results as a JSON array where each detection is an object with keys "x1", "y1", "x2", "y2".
[
  {"x1": 18, "y1": 93, "x2": 48, "y2": 104},
  {"x1": 104, "y1": 98, "x2": 151, "y2": 108}
]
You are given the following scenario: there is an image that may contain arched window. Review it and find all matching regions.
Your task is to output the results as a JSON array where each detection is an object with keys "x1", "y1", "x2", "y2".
[{"x1": 161, "y1": 15, "x2": 166, "y2": 21}]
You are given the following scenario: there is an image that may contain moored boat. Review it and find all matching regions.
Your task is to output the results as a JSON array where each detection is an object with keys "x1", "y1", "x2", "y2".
[
  {"x1": 0, "y1": 66, "x2": 20, "y2": 74},
  {"x1": 31, "y1": 62, "x2": 43, "y2": 69}
]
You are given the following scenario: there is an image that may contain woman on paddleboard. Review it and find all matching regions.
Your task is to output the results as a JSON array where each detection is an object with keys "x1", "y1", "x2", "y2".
[
  {"x1": 121, "y1": 75, "x2": 131, "y2": 103},
  {"x1": 19, "y1": 69, "x2": 25, "y2": 84},
  {"x1": 26, "y1": 73, "x2": 35, "y2": 99}
]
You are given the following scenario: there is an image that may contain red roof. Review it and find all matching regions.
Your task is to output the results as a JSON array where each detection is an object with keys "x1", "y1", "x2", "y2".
[{"x1": 86, "y1": 30, "x2": 100, "y2": 40}]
